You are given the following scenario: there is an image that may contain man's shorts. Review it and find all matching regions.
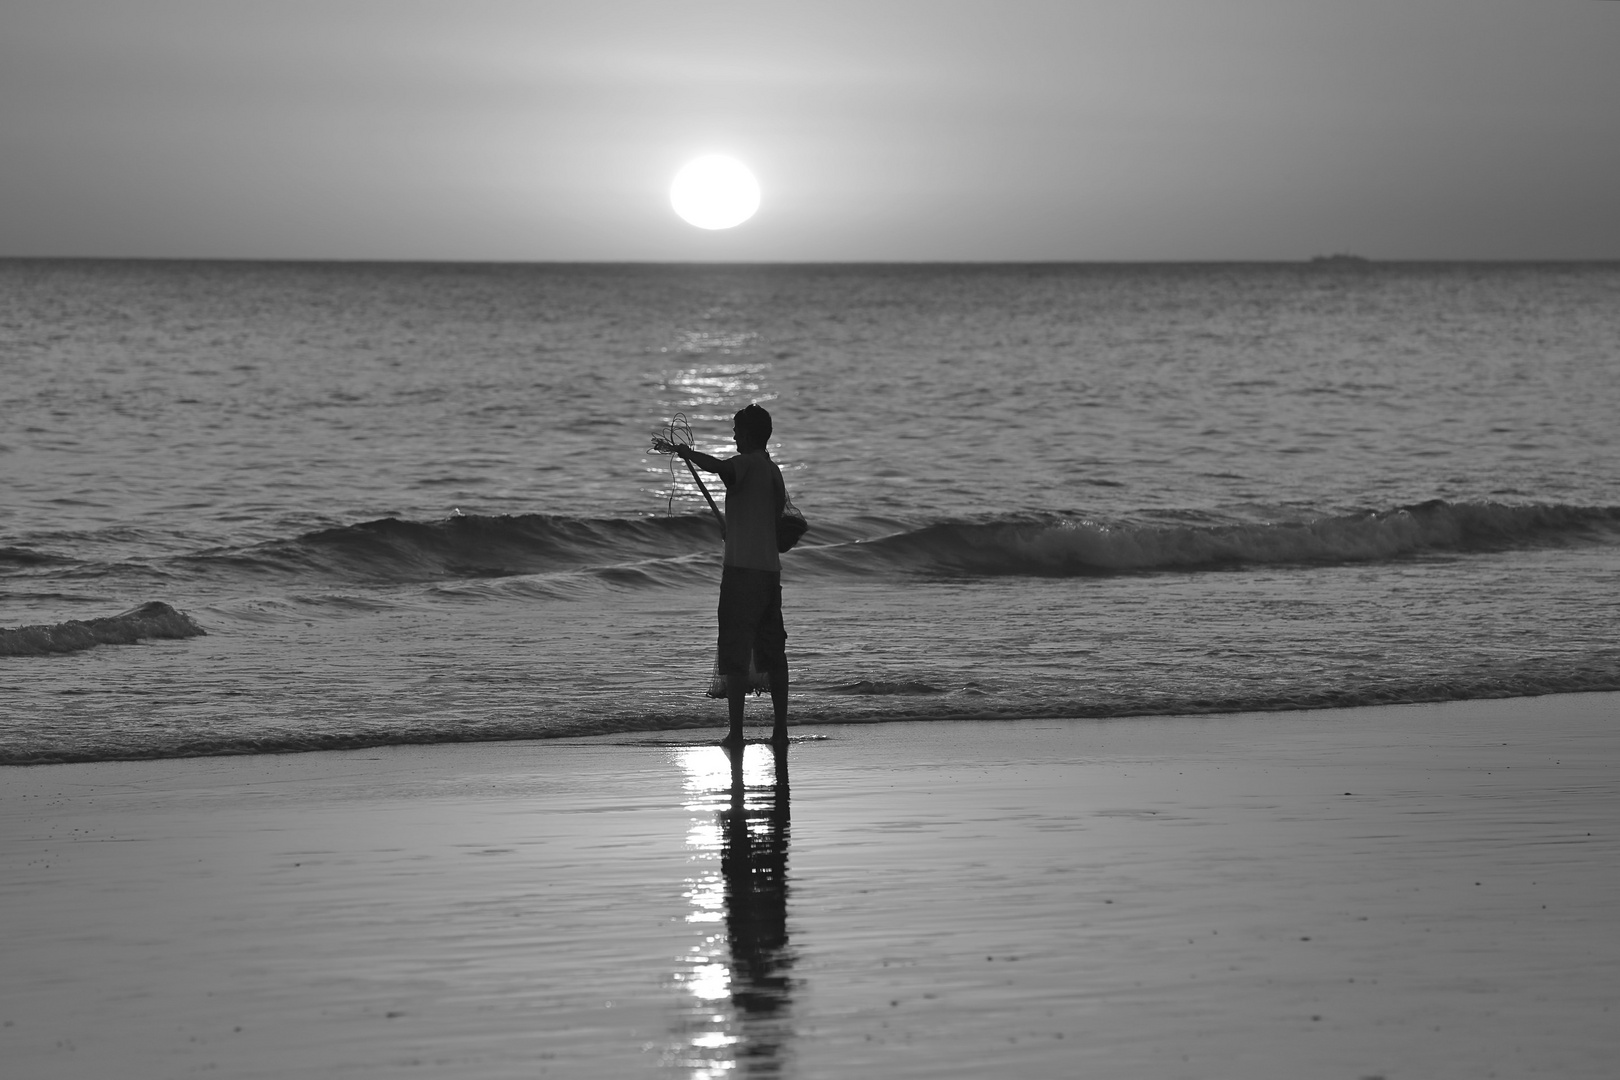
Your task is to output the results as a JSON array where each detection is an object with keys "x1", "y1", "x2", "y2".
[{"x1": 717, "y1": 565, "x2": 787, "y2": 678}]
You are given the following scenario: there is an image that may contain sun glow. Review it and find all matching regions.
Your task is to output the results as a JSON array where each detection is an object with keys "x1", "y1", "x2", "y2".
[{"x1": 670, "y1": 155, "x2": 760, "y2": 230}]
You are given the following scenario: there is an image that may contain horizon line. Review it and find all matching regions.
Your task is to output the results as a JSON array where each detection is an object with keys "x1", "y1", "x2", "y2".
[{"x1": 5, "y1": 255, "x2": 1619, "y2": 267}]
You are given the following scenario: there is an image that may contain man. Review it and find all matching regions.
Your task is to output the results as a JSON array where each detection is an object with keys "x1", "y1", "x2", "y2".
[{"x1": 672, "y1": 404, "x2": 789, "y2": 748}]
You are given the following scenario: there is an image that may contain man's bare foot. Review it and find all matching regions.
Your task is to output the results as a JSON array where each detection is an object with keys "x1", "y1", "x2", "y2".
[
  {"x1": 770, "y1": 728, "x2": 789, "y2": 747},
  {"x1": 720, "y1": 732, "x2": 745, "y2": 750}
]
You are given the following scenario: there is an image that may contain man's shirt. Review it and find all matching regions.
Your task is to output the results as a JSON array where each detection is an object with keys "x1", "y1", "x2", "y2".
[{"x1": 720, "y1": 451, "x2": 785, "y2": 571}]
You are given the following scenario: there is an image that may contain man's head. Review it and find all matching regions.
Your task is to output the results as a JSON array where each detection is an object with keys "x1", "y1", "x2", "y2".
[{"x1": 733, "y1": 404, "x2": 773, "y2": 451}]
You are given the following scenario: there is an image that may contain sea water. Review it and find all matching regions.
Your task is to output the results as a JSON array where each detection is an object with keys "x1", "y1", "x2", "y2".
[{"x1": 2, "y1": 260, "x2": 1617, "y2": 763}]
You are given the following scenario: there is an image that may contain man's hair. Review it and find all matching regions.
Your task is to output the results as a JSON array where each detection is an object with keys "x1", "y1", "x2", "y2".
[{"x1": 735, "y1": 403, "x2": 773, "y2": 445}]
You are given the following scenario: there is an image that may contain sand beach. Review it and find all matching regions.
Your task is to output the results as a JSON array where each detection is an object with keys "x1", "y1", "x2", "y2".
[{"x1": 4, "y1": 692, "x2": 1617, "y2": 1079}]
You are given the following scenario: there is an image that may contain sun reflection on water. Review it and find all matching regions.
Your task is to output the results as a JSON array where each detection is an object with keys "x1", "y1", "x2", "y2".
[
  {"x1": 645, "y1": 360, "x2": 781, "y2": 512},
  {"x1": 665, "y1": 361, "x2": 772, "y2": 409}
]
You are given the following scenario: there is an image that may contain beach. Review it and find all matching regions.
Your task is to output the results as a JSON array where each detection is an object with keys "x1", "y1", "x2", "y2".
[
  {"x1": 6, "y1": 12, "x2": 1620, "y2": 1078},
  {"x1": 5, "y1": 692, "x2": 1617, "y2": 1079}
]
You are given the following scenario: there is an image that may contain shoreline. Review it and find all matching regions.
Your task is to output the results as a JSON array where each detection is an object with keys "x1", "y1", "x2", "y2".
[
  {"x1": 4, "y1": 692, "x2": 1618, "y2": 1077},
  {"x1": 8, "y1": 681, "x2": 1620, "y2": 767}
]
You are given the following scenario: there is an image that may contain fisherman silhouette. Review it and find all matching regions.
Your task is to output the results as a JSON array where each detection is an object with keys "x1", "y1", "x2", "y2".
[{"x1": 664, "y1": 405, "x2": 791, "y2": 748}]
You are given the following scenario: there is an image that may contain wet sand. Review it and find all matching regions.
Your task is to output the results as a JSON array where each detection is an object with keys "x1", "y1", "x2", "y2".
[{"x1": 3, "y1": 693, "x2": 1618, "y2": 1079}]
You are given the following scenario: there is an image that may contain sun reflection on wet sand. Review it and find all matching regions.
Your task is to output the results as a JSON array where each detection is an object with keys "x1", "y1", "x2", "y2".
[{"x1": 671, "y1": 743, "x2": 795, "y2": 1077}]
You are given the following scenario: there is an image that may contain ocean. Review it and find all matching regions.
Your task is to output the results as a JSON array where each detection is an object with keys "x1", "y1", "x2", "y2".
[{"x1": 3, "y1": 259, "x2": 1618, "y2": 765}]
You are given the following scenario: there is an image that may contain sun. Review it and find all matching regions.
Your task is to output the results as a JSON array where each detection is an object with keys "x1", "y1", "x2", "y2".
[{"x1": 670, "y1": 155, "x2": 760, "y2": 230}]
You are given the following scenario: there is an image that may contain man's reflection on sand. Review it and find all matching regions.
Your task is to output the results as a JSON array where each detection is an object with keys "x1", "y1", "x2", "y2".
[{"x1": 673, "y1": 742, "x2": 795, "y2": 1078}]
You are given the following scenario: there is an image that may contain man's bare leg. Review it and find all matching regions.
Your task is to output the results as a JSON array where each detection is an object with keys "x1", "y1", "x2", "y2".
[
  {"x1": 769, "y1": 667, "x2": 789, "y2": 746},
  {"x1": 723, "y1": 677, "x2": 747, "y2": 748}
]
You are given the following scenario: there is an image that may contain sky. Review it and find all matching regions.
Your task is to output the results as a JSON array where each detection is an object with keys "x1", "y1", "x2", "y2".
[{"x1": 2, "y1": 1, "x2": 1617, "y2": 261}]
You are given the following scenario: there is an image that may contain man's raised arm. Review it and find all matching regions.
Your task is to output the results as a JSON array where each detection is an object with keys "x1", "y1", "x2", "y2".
[{"x1": 671, "y1": 442, "x2": 732, "y2": 478}]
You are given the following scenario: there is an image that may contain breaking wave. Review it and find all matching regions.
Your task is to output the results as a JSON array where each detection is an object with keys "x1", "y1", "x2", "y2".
[
  {"x1": 190, "y1": 500, "x2": 1620, "y2": 586},
  {"x1": 184, "y1": 513, "x2": 728, "y2": 585},
  {"x1": 842, "y1": 500, "x2": 1620, "y2": 577},
  {"x1": 0, "y1": 601, "x2": 207, "y2": 657},
  {"x1": 12, "y1": 501, "x2": 1620, "y2": 595}
]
